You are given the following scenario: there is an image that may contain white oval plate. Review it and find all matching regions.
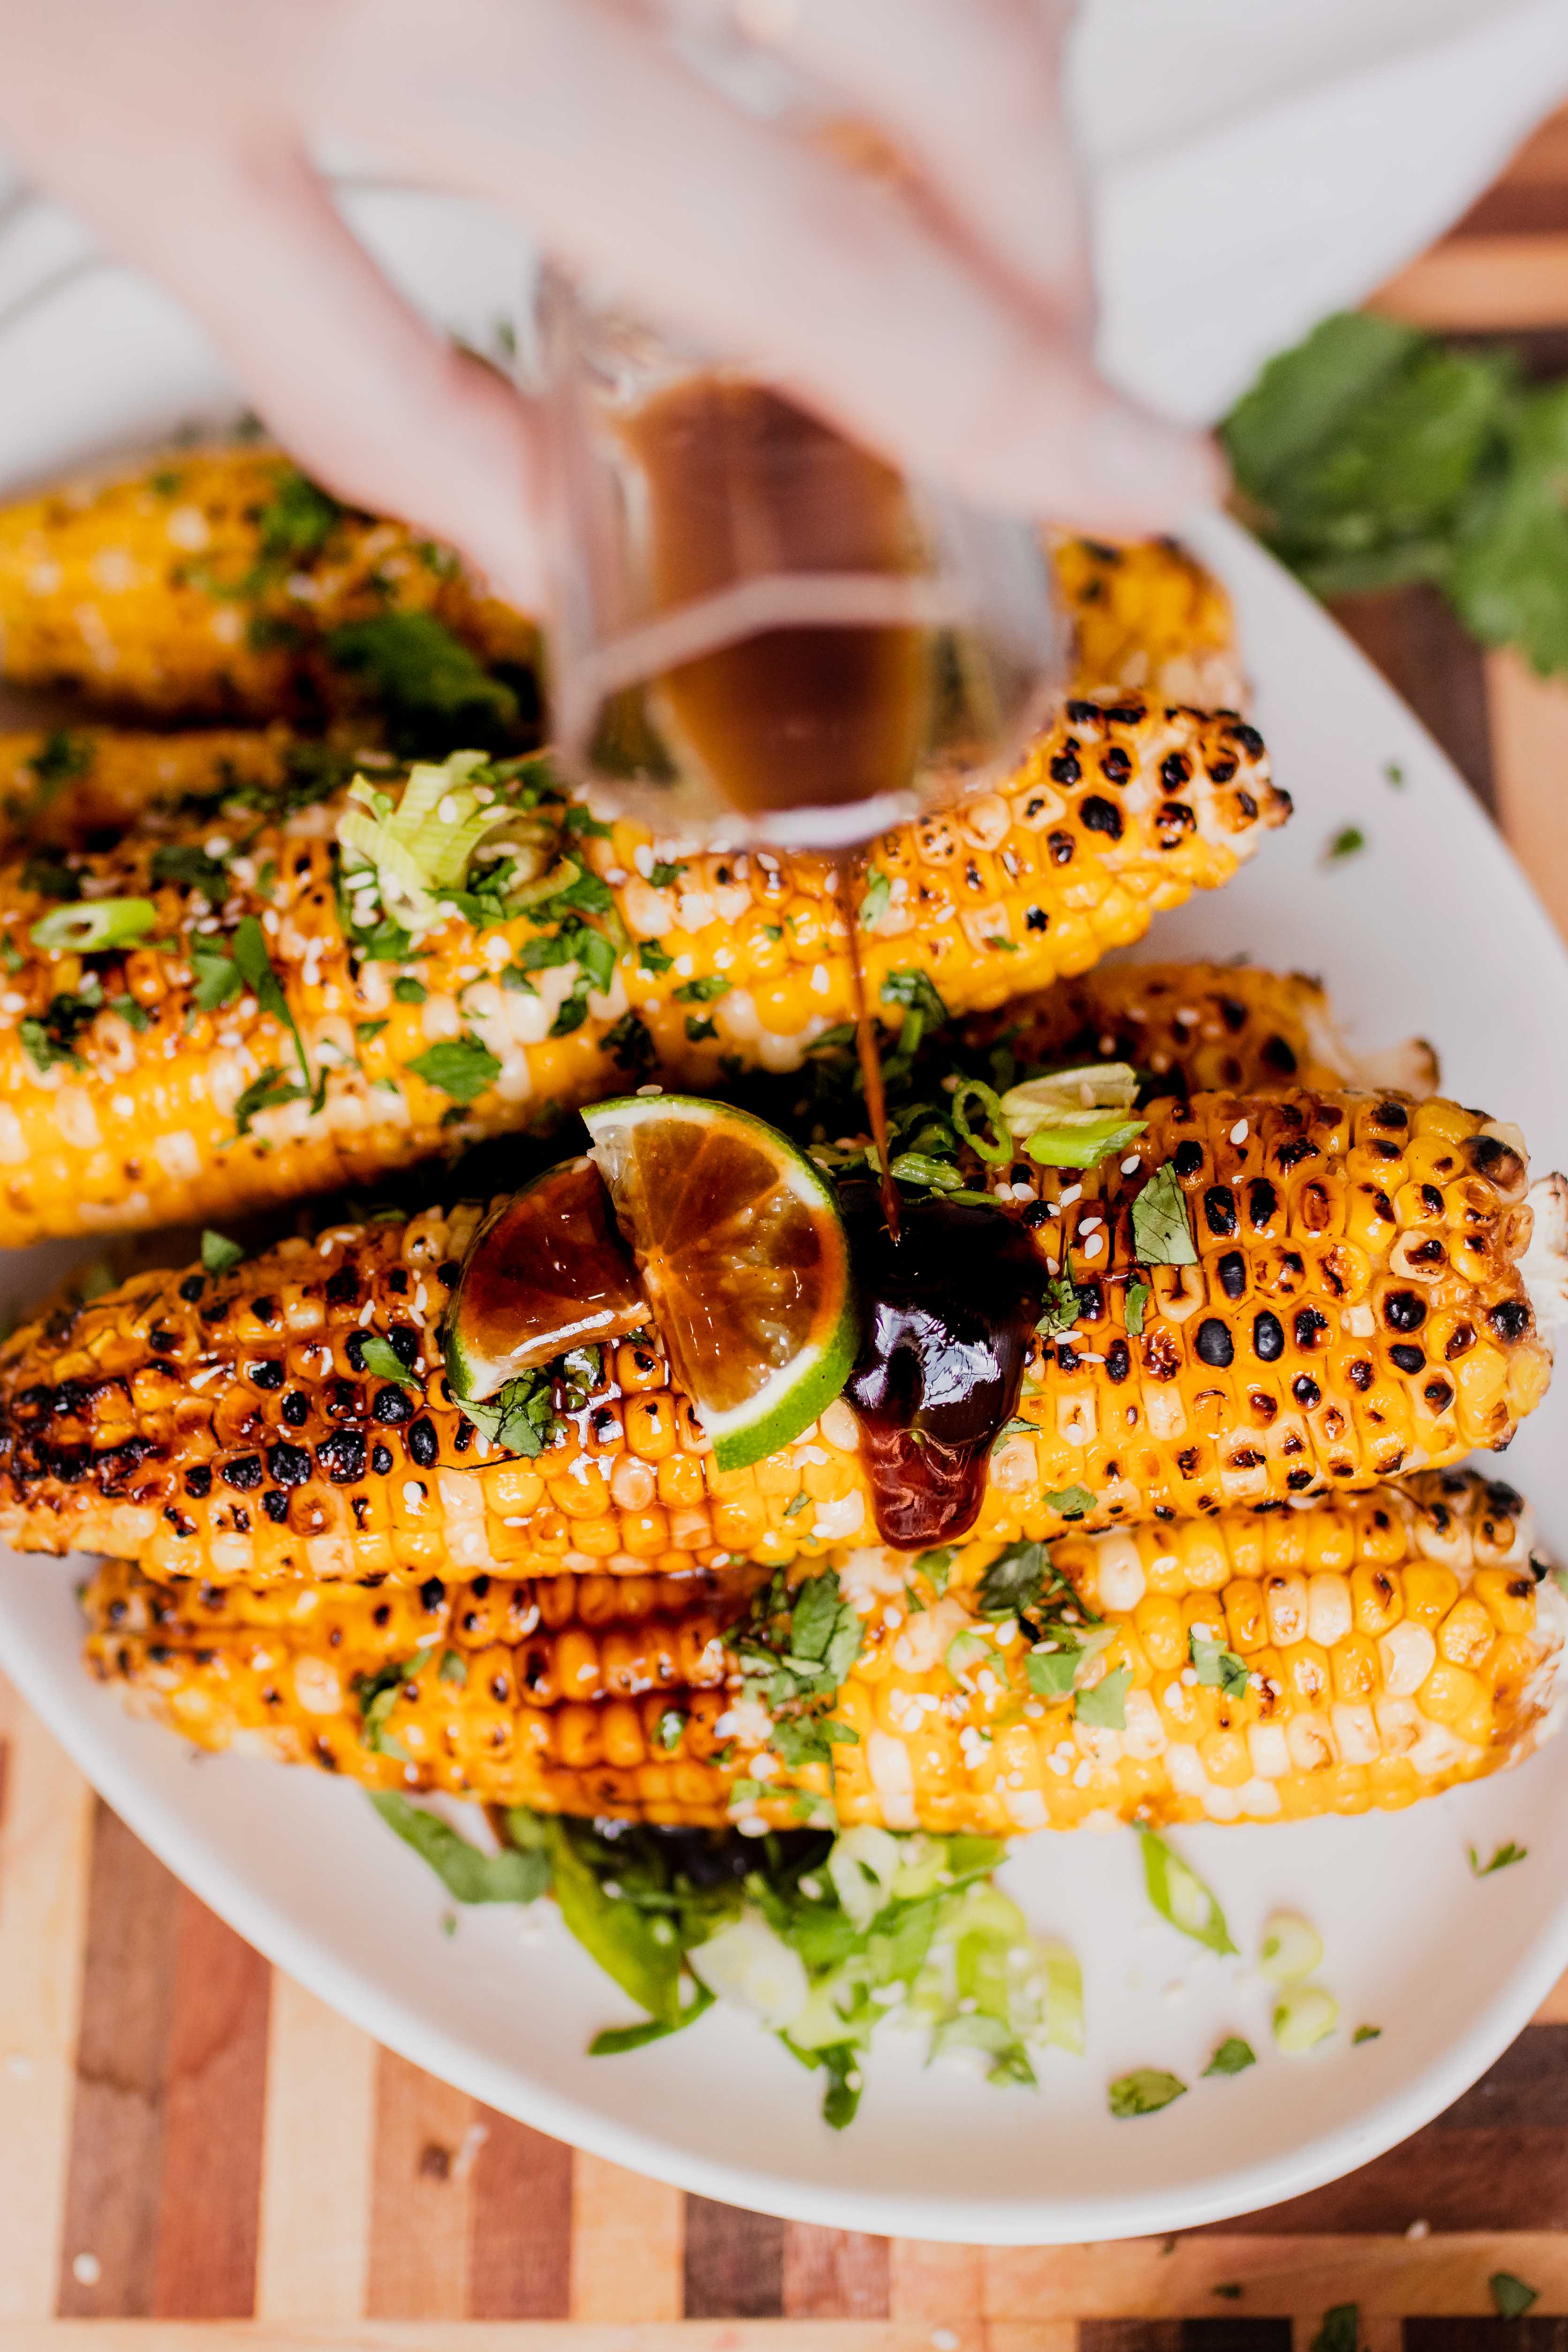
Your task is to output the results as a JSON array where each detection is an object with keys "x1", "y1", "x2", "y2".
[{"x1": 2, "y1": 194, "x2": 1568, "y2": 2247}]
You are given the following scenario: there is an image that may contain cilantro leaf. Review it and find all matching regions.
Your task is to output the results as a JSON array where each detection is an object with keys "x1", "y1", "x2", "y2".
[
  {"x1": 1489, "y1": 2274, "x2": 1538, "y2": 2321},
  {"x1": 371, "y1": 1792, "x2": 549, "y2": 1904},
  {"x1": 200, "y1": 1229, "x2": 244, "y2": 1277},
  {"x1": 360, "y1": 1334, "x2": 422, "y2": 1390},
  {"x1": 326, "y1": 613, "x2": 519, "y2": 756},
  {"x1": 1108, "y1": 2068, "x2": 1187, "y2": 2119},
  {"x1": 232, "y1": 1066, "x2": 307, "y2": 1137},
  {"x1": 1309, "y1": 2308, "x2": 1361, "y2": 2352},
  {"x1": 1469, "y1": 1840, "x2": 1527, "y2": 1877},
  {"x1": 1044, "y1": 1483, "x2": 1094, "y2": 1521},
  {"x1": 1073, "y1": 1665, "x2": 1130, "y2": 1729},
  {"x1": 1130, "y1": 1161, "x2": 1196, "y2": 1266},
  {"x1": 1190, "y1": 1627, "x2": 1249, "y2": 1699},
  {"x1": 151, "y1": 843, "x2": 230, "y2": 899},
  {"x1": 232, "y1": 915, "x2": 315, "y2": 1097},
  {"x1": 1203, "y1": 2036, "x2": 1257, "y2": 2077},
  {"x1": 462, "y1": 1369, "x2": 559, "y2": 1457},
  {"x1": 1124, "y1": 1278, "x2": 1151, "y2": 1337},
  {"x1": 406, "y1": 1033, "x2": 501, "y2": 1104},
  {"x1": 974, "y1": 1540, "x2": 1045, "y2": 1619},
  {"x1": 858, "y1": 867, "x2": 892, "y2": 927}
]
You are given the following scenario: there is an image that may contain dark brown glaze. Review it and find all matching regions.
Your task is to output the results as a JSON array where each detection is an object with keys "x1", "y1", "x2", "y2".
[
  {"x1": 620, "y1": 375, "x2": 926, "y2": 816},
  {"x1": 840, "y1": 1181, "x2": 1044, "y2": 1547}
]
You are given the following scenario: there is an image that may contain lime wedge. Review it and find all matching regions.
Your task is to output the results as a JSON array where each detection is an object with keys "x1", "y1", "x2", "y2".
[
  {"x1": 444, "y1": 1155, "x2": 648, "y2": 1402},
  {"x1": 582, "y1": 1095, "x2": 860, "y2": 1471}
]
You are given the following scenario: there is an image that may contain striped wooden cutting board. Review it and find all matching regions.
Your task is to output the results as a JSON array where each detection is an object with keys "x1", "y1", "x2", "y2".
[{"x1": 9, "y1": 100, "x2": 1568, "y2": 2352}]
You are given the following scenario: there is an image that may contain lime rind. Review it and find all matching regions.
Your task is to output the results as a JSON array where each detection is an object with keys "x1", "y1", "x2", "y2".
[{"x1": 581, "y1": 1093, "x2": 861, "y2": 1472}]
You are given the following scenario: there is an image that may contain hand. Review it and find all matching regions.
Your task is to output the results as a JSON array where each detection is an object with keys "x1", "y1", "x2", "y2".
[{"x1": 0, "y1": 0, "x2": 1222, "y2": 607}]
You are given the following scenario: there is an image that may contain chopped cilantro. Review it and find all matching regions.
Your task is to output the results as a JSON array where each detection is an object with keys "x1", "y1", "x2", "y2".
[
  {"x1": 23, "y1": 730, "x2": 93, "y2": 796},
  {"x1": 685, "y1": 1014, "x2": 718, "y2": 1043},
  {"x1": 393, "y1": 976, "x2": 428, "y2": 1004},
  {"x1": 1044, "y1": 1483, "x2": 1093, "y2": 1520},
  {"x1": 359, "y1": 1335, "x2": 422, "y2": 1391},
  {"x1": 257, "y1": 467, "x2": 345, "y2": 561},
  {"x1": 462, "y1": 1368, "x2": 559, "y2": 1457},
  {"x1": 1324, "y1": 825, "x2": 1366, "y2": 863},
  {"x1": 406, "y1": 1033, "x2": 501, "y2": 1104},
  {"x1": 647, "y1": 860, "x2": 686, "y2": 888},
  {"x1": 1309, "y1": 2306, "x2": 1361, "y2": 2352},
  {"x1": 1108, "y1": 2068, "x2": 1187, "y2": 2118},
  {"x1": 1124, "y1": 1277, "x2": 1151, "y2": 1336},
  {"x1": 1130, "y1": 1161, "x2": 1197, "y2": 1266},
  {"x1": 1490, "y1": 2273, "x2": 1538, "y2": 2321},
  {"x1": 1203, "y1": 2036, "x2": 1257, "y2": 2077},
  {"x1": 151, "y1": 843, "x2": 230, "y2": 899},
  {"x1": 1074, "y1": 1666, "x2": 1130, "y2": 1729},
  {"x1": 326, "y1": 613, "x2": 519, "y2": 755},
  {"x1": 1352, "y1": 2025, "x2": 1382, "y2": 2044},
  {"x1": 1190, "y1": 1626, "x2": 1249, "y2": 1699},
  {"x1": 673, "y1": 975, "x2": 731, "y2": 1003},
  {"x1": 370, "y1": 1792, "x2": 549, "y2": 1904},
  {"x1": 1470, "y1": 1840, "x2": 1527, "y2": 1876},
  {"x1": 233, "y1": 1066, "x2": 309, "y2": 1137},
  {"x1": 637, "y1": 938, "x2": 674, "y2": 975},
  {"x1": 200, "y1": 1229, "x2": 244, "y2": 1277},
  {"x1": 21, "y1": 855, "x2": 78, "y2": 902}
]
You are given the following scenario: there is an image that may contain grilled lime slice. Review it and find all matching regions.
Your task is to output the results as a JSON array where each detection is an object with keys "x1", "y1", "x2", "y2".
[
  {"x1": 581, "y1": 1095, "x2": 859, "y2": 1471},
  {"x1": 444, "y1": 1155, "x2": 647, "y2": 1402}
]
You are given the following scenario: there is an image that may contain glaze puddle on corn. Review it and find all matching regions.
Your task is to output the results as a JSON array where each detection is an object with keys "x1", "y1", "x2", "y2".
[{"x1": 839, "y1": 1179, "x2": 1045, "y2": 1547}]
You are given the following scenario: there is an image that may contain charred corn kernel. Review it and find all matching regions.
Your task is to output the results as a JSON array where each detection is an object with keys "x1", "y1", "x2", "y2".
[
  {"x1": 1, "y1": 1087, "x2": 1555, "y2": 1584},
  {"x1": 0, "y1": 700, "x2": 1286, "y2": 1246},
  {"x1": 961, "y1": 960, "x2": 1439, "y2": 1104},
  {"x1": 0, "y1": 447, "x2": 538, "y2": 723},
  {"x1": 1051, "y1": 532, "x2": 1244, "y2": 711},
  {"x1": 83, "y1": 1471, "x2": 1566, "y2": 1833}
]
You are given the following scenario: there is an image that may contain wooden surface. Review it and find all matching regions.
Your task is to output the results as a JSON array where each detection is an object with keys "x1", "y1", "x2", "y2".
[{"x1": 10, "y1": 95, "x2": 1568, "y2": 2352}]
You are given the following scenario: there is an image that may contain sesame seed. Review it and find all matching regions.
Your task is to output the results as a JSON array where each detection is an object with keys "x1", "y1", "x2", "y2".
[
  {"x1": 1121, "y1": 1155, "x2": 1142, "y2": 1173},
  {"x1": 1231, "y1": 1119, "x2": 1248, "y2": 1144},
  {"x1": 1060, "y1": 1184, "x2": 1082, "y2": 1206}
]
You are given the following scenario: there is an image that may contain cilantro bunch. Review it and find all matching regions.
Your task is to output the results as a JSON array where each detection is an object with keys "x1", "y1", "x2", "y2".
[{"x1": 1221, "y1": 310, "x2": 1568, "y2": 676}]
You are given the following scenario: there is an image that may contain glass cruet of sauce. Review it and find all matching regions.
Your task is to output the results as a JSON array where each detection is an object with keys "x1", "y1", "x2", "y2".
[{"x1": 516, "y1": 12, "x2": 1069, "y2": 851}]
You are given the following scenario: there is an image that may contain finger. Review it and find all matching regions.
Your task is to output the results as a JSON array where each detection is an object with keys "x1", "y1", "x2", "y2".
[
  {"x1": 311, "y1": 0, "x2": 1220, "y2": 530},
  {"x1": 744, "y1": 0, "x2": 1094, "y2": 328},
  {"x1": 11, "y1": 117, "x2": 546, "y2": 607}
]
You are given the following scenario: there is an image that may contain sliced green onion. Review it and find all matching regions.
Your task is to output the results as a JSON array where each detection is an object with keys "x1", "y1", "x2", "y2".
[
  {"x1": 1024, "y1": 1113, "x2": 1147, "y2": 1170},
  {"x1": 1140, "y1": 1830, "x2": 1237, "y2": 1956},
  {"x1": 1272, "y1": 1983, "x2": 1339, "y2": 2054},
  {"x1": 1039, "y1": 1940, "x2": 1085, "y2": 2055},
  {"x1": 950, "y1": 1078, "x2": 1011, "y2": 1165},
  {"x1": 1000, "y1": 1062, "x2": 1140, "y2": 1132},
  {"x1": 30, "y1": 897, "x2": 156, "y2": 954},
  {"x1": 689, "y1": 1910, "x2": 811, "y2": 2029},
  {"x1": 1258, "y1": 1911, "x2": 1323, "y2": 1983}
]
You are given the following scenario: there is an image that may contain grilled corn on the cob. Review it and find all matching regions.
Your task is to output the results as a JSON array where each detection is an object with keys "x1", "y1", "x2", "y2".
[
  {"x1": 962, "y1": 960, "x2": 1438, "y2": 1101},
  {"x1": 0, "y1": 447, "x2": 536, "y2": 724},
  {"x1": 0, "y1": 725, "x2": 356, "y2": 849},
  {"x1": 5, "y1": 1088, "x2": 1553, "y2": 1583},
  {"x1": 1052, "y1": 534, "x2": 1244, "y2": 712},
  {"x1": 0, "y1": 703, "x2": 1285, "y2": 1245},
  {"x1": 80, "y1": 1471, "x2": 1566, "y2": 1830},
  {"x1": 0, "y1": 444, "x2": 1240, "y2": 723}
]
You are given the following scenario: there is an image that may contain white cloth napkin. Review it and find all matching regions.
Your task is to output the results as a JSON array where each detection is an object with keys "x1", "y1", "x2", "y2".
[{"x1": 1076, "y1": 0, "x2": 1568, "y2": 421}]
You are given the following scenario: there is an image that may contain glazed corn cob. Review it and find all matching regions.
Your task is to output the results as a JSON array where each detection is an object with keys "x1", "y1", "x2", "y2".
[
  {"x1": 0, "y1": 702, "x2": 1286, "y2": 1245},
  {"x1": 1052, "y1": 533, "x2": 1245, "y2": 712},
  {"x1": 0, "y1": 447, "x2": 537, "y2": 723},
  {"x1": 0, "y1": 442, "x2": 1239, "y2": 722},
  {"x1": 3, "y1": 1088, "x2": 1553, "y2": 1584},
  {"x1": 963, "y1": 961, "x2": 1439, "y2": 1100},
  {"x1": 80, "y1": 1472, "x2": 1566, "y2": 1831},
  {"x1": 0, "y1": 725, "x2": 359, "y2": 849}
]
